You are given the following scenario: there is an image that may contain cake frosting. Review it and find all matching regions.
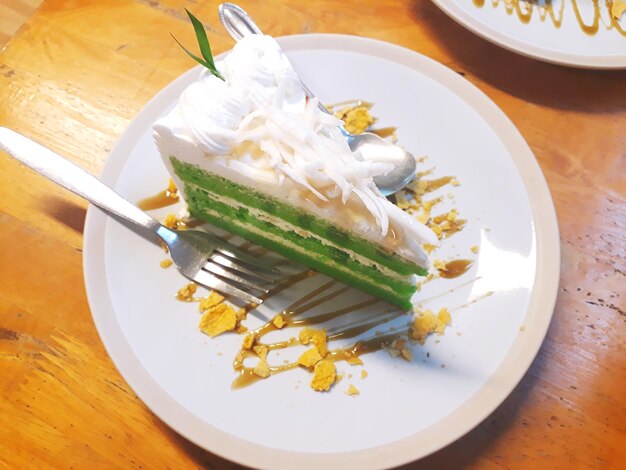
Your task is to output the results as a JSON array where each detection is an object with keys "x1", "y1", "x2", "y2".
[{"x1": 154, "y1": 34, "x2": 436, "y2": 265}]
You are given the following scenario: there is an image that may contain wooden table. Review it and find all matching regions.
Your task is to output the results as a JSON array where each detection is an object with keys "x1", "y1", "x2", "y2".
[{"x1": 1, "y1": 0, "x2": 624, "y2": 467}]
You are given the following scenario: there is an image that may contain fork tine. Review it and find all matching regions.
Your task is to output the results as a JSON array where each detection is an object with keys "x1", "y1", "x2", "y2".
[
  {"x1": 202, "y1": 260, "x2": 270, "y2": 294},
  {"x1": 214, "y1": 246, "x2": 281, "y2": 274},
  {"x1": 209, "y1": 253, "x2": 279, "y2": 283},
  {"x1": 192, "y1": 269, "x2": 263, "y2": 304}
]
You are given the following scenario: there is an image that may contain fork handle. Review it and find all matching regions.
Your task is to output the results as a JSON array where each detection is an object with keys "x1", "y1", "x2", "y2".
[{"x1": 0, "y1": 127, "x2": 165, "y2": 236}]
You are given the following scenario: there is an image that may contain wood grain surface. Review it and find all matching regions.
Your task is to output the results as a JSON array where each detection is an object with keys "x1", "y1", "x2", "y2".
[
  {"x1": 0, "y1": 0, "x2": 42, "y2": 47},
  {"x1": 1, "y1": 0, "x2": 625, "y2": 468}
]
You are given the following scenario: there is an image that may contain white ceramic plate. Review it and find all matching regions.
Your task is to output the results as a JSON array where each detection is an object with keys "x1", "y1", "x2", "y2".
[
  {"x1": 432, "y1": 0, "x2": 626, "y2": 69},
  {"x1": 83, "y1": 34, "x2": 559, "y2": 469}
]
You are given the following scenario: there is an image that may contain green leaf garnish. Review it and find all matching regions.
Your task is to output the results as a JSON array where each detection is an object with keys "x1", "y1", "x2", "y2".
[{"x1": 172, "y1": 9, "x2": 224, "y2": 80}]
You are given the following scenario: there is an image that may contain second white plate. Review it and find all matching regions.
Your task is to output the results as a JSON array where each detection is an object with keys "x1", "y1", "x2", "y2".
[{"x1": 433, "y1": 0, "x2": 626, "y2": 69}]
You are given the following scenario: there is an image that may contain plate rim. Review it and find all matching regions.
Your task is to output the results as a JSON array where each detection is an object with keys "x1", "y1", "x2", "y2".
[
  {"x1": 431, "y1": 0, "x2": 626, "y2": 69},
  {"x1": 83, "y1": 33, "x2": 560, "y2": 469}
]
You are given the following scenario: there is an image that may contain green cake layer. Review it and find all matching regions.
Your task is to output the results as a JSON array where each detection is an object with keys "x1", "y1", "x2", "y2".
[{"x1": 171, "y1": 157, "x2": 426, "y2": 310}]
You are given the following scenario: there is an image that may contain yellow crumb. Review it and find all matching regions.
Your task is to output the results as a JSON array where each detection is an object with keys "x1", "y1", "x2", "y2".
[
  {"x1": 395, "y1": 191, "x2": 412, "y2": 210},
  {"x1": 422, "y1": 243, "x2": 437, "y2": 254},
  {"x1": 253, "y1": 344, "x2": 269, "y2": 361},
  {"x1": 519, "y1": 325, "x2": 527, "y2": 332},
  {"x1": 451, "y1": 179, "x2": 461, "y2": 187},
  {"x1": 297, "y1": 347, "x2": 323, "y2": 368},
  {"x1": 335, "y1": 105, "x2": 375, "y2": 135},
  {"x1": 299, "y1": 328, "x2": 328, "y2": 356},
  {"x1": 167, "y1": 178, "x2": 178, "y2": 195},
  {"x1": 611, "y1": 0, "x2": 626, "y2": 19},
  {"x1": 470, "y1": 245, "x2": 479, "y2": 254},
  {"x1": 198, "y1": 291, "x2": 224, "y2": 312},
  {"x1": 176, "y1": 283, "x2": 197, "y2": 302},
  {"x1": 335, "y1": 374, "x2": 343, "y2": 384},
  {"x1": 235, "y1": 324, "x2": 248, "y2": 334},
  {"x1": 361, "y1": 370, "x2": 368, "y2": 379},
  {"x1": 198, "y1": 303, "x2": 237, "y2": 337},
  {"x1": 242, "y1": 333, "x2": 256, "y2": 350},
  {"x1": 411, "y1": 307, "x2": 452, "y2": 345},
  {"x1": 433, "y1": 259, "x2": 447, "y2": 272},
  {"x1": 389, "y1": 338, "x2": 412, "y2": 361},
  {"x1": 236, "y1": 308, "x2": 247, "y2": 321},
  {"x1": 159, "y1": 259, "x2": 173, "y2": 268},
  {"x1": 346, "y1": 384, "x2": 360, "y2": 396},
  {"x1": 163, "y1": 213, "x2": 179, "y2": 229},
  {"x1": 272, "y1": 314, "x2": 286, "y2": 329},
  {"x1": 437, "y1": 308, "x2": 451, "y2": 329},
  {"x1": 253, "y1": 360, "x2": 270, "y2": 378},
  {"x1": 234, "y1": 351, "x2": 244, "y2": 367},
  {"x1": 311, "y1": 360, "x2": 336, "y2": 392},
  {"x1": 346, "y1": 355, "x2": 364, "y2": 366},
  {"x1": 163, "y1": 212, "x2": 190, "y2": 230},
  {"x1": 401, "y1": 347, "x2": 413, "y2": 361}
]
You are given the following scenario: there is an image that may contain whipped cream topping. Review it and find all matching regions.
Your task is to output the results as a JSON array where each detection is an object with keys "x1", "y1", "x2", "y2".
[{"x1": 155, "y1": 34, "x2": 437, "y2": 250}]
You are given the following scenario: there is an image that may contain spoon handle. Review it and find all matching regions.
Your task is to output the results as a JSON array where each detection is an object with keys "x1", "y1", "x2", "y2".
[
  {"x1": 218, "y1": 3, "x2": 261, "y2": 41},
  {"x1": 218, "y1": 3, "x2": 339, "y2": 120}
]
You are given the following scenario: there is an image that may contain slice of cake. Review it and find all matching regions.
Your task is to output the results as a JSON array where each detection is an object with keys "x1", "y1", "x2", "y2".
[{"x1": 154, "y1": 26, "x2": 437, "y2": 310}]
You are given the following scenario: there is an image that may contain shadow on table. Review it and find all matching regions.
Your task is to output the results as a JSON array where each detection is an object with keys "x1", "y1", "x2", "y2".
[
  {"x1": 41, "y1": 194, "x2": 166, "y2": 248},
  {"x1": 159, "y1": 422, "x2": 251, "y2": 470},
  {"x1": 412, "y1": 1, "x2": 626, "y2": 114},
  {"x1": 42, "y1": 195, "x2": 86, "y2": 234}
]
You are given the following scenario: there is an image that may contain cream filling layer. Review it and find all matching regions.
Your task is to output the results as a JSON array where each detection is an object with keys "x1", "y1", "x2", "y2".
[
  {"x1": 197, "y1": 204, "x2": 403, "y2": 297},
  {"x1": 188, "y1": 183, "x2": 416, "y2": 287}
]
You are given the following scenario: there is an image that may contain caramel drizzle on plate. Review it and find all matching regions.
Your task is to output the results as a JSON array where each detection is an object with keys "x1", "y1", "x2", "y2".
[{"x1": 472, "y1": 0, "x2": 625, "y2": 36}]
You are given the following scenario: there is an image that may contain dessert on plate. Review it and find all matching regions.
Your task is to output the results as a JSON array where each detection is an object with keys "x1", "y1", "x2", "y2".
[{"x1": 154, "y1": 22, "x2": 437, "y2": 310}]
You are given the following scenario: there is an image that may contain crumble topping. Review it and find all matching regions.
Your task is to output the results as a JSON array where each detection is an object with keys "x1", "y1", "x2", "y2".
[
  {"x1": 299, "y1": 328, "x2": 328, "y2": 356},
  {"x1": 160, "y1": 259, "x2": 173, "y2": 268},
  {"x1": 253, "y1": 360, "x2": 271, "y2": 378},
  {"x1": 272, "y1": 314, "x2": 286, "y2": 329},
  {"x1": 411, "y1": 308, "x2": 452, "y2": 345},
  {"x1": 388, "y1": 338, "x2": 412, "y2": 361},
  {"x1": 297, "y1": 347, "x2": 323, "y2": 368},
  {"x1": 612, "y1": 0, "x2": 626, "y2": 19},
  {"x1": 311, "y1": 360, "x2": 336, "y2": 391},
  {"x1": 199, "y1": 291, "x2": 225, "y2": 311},
  {"x1": 331, "y1": 102, "x2": 375, "y2": 135},
  {"x1": 346, "y1": 384, "x2": 360, "y2": 396},
  {"x1": 176, "y1": 283, "x2": 198, "y2": 302},
  {"x1": 199, "y1": 303, "x2": 238, "y2": 337},
  {"x1": 242, "y1": 333, "x2": 256, "y2": 350}
]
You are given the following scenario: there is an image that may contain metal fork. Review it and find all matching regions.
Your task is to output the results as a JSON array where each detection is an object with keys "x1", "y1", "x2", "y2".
[{"x1": 0, "y1": 127, "x2": 279, "y2": 304}]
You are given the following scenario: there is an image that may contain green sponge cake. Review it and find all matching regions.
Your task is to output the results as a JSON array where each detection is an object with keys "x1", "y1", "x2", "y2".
[{"x1": 153, "y1": 34, "x2": 437, "y2": 310}]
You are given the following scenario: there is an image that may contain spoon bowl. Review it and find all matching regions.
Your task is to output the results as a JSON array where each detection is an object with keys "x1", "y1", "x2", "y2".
[{"x1": 347, "y1": 132, "x2": 417, "y2": 196}]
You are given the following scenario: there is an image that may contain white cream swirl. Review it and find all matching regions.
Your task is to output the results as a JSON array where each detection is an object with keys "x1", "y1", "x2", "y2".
[{"x1": 161, "y1": 34, "x2": 438, "y2": 247}]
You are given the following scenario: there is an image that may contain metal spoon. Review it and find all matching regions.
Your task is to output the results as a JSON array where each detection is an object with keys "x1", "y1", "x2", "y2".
[{"x1": 218, "y1": 3, "x2": 417, "y2": 196}]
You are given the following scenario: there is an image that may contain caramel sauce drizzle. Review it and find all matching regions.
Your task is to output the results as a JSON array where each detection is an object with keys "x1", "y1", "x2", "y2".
[
  {"x1": 437, "y1": 259, "x2": 474, "y2": 279},
  {"x1": 231, "y1": 278, "x2": 402, "y2": 389},
  {"x1": 472, "y1": 0, "x2": 625, "y2": 37},
  {"x1": 138, "y1": 180, "x2": 180, "y2": 210}
]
